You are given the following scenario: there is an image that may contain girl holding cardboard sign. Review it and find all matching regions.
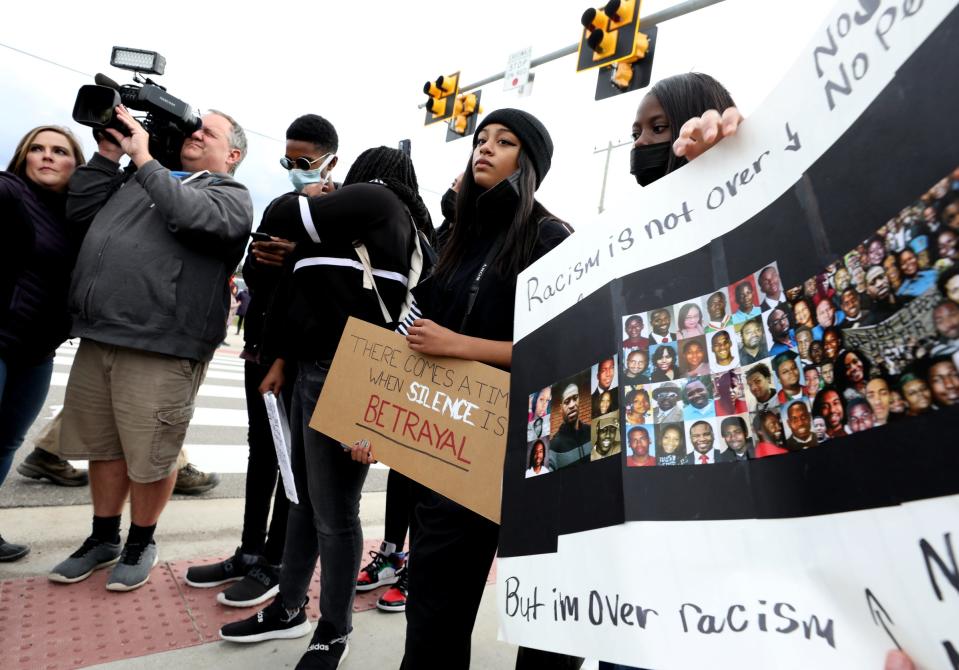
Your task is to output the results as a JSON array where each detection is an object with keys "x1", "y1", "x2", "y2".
[{"x1": 351, "y1": 108, "x2": 572, "y2": 669}]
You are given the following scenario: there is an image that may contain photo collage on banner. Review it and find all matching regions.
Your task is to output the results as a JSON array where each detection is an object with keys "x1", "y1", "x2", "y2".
[
  {"x1": 622, "y1": 167, "x2": 959, "y2": 467},
  {"x1": 525, "y1": 357, "x2": 619, "y2": 477},
  {"x1": 621, "y1": 285, "x2": 752, "y2": 467},
  {"x1": 526, "y1": 169, "x2": 959, "y2": 477}
]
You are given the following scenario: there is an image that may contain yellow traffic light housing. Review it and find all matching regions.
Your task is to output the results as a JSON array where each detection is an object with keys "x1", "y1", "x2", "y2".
[
  {"x1": 446, "y1": 91, "x2": 483, "y2": 142},
  {"x1": 594, "y1": 25, "x2": 657, "y2": 100},
  {"x1": 423, "y1": 72, "x2": 460, "y2": 125},
  {"x1": 576, "y1": 0, "x2": 644, "y2": 72},
  {"x1": 604, "y1": 0, "x2": 636, "y2": 31}
]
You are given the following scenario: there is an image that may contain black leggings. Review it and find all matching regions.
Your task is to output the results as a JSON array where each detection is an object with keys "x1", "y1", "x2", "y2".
[
  {"x1": 239, "y1": 359, "x2": 293, "y2": 565},
  {"x1": 401, "y1": 485, "x2": 584, "y2": 670},
  {"x1": 384, "y1": 469, "x2": 414, "y2": 550}
]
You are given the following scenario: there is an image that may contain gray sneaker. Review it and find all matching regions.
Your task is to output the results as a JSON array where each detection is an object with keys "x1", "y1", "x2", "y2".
[
  {"x1": 49, "y1": 537, "x2": 122, "y2": 583},
  {"x1": 106, "y1": 542, "x2": 159, "y2": 592}
]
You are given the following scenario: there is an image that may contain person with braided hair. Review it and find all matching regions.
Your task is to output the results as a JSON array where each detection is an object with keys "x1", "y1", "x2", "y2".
[{"x1": 220, "y1": 146, "x2": 432, "y2": 670}]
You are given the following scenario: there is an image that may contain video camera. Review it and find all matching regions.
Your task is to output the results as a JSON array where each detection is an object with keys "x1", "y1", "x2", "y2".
[{"x1": 72, "y1": 47, "x2": 201, "y2": 170}]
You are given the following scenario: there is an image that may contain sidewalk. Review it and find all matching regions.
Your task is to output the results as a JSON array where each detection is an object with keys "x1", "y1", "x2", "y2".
[{"x1": 0, "y1": 493, "x2": 518, "y2": 669}]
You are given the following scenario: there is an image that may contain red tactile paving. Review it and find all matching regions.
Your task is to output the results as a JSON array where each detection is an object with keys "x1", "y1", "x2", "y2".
[
  {"x1": 0, "y1": 540, "x2": 498, "y2": 670},
  {"x1": 0, "y1": 565, "x2": 197, "y2": 670}
]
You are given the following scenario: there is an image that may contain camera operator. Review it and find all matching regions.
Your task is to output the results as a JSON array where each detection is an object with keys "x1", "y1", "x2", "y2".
[{"x1": 49, "y1": 105, "x2": 254, "y2": 592}]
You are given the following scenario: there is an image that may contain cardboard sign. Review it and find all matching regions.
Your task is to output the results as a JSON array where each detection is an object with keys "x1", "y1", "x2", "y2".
[{"x1": 311, "y1": 317, "x2": 510, "y2": 523}]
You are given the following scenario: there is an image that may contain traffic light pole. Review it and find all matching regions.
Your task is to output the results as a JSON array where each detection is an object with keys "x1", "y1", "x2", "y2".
[
  {"x1": 456, "y1": 0, "x2": 728, "y2": 93},
  {"x1": 594, "y1": 139, "x2": 633, "y2": 214}
]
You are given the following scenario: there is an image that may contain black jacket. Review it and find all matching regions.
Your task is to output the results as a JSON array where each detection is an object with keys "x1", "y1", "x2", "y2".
[
  {"x1": 0, "y1": 172, "x2": 82, "y2": 364},
  {"x1": 414, "y1": 178, "x2": 570, "y2": 347},
  {"x1": 241, "y1": 192, "x2": 303, "y2": 364},
  {"x1": 265, "y1": 182, "x2": 414, "y2": 363}
]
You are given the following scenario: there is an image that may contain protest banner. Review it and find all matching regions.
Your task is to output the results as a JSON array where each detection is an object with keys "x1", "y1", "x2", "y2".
[
  {"x1": 498, "y1": 1, "x2": 959, "y2": 667},
  {"x1": 311, "y1": 317, "x2": 510, "y2": 523}
]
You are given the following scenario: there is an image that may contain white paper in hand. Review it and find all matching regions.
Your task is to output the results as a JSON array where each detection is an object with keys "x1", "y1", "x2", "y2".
[{"x1": 263, "y1": 391, "x2": 298, "y2": 504}]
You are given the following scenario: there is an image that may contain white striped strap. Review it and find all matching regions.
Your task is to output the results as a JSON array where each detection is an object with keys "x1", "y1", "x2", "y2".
[
  {"x1": 292, "y1": 256, "x2": 408, "y2": 286},
  {"x1": 298, "y1": 196, "x2": 321, "y2": 244}
]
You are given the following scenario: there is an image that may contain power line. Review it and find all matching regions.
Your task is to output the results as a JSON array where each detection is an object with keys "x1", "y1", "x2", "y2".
[
  {"x1": 0, "y1": 42, "x2": 92, "y2": 78},
  {"x1": 0, "y1": 42, "x2": 282, "y2": 143}
]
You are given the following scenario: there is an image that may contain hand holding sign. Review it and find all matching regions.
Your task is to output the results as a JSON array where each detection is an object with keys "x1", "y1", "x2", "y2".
[
  {"x1": 673, "y1": 107, "x2": 744, "y2": 160},
  {"x1": 406, "y1": 318, "x2": 463, "y2": 357},
  {"x1": 348, "y1": 438, "x2": 376, "y2": 465},
  {"x1": 884, "y1": 650, "x2": 915, "y2": 670}
]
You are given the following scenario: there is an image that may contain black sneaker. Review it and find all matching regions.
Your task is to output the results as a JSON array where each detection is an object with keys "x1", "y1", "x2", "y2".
[
  {"x1": 217, "y1": 562, "x2": 280, "y2": 607},
  {"x1": 295, "y1": 621, "x2": 349, "y2": 669},
  {"x1": 0, "y1": 535, "x2": 30, "y2": 562},
  {"x1": 185, "y1": 547, "x2": 257, "y2": 588},
  {"x1": 220, "y1": 596, "x2": 311, "y2": 643}
]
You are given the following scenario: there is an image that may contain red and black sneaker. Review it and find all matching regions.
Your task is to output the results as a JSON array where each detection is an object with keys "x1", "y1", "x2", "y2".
[
  {"x1": 356, "y1": 550, "x2": 404, "y2": 592},
  {"x1": 376, "y1": 566, "x2": 408, "y2": 612}
]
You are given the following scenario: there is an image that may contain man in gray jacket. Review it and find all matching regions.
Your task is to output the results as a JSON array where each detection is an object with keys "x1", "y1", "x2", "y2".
[{"x1": 50, "y1": 105, "x2": 254, "y2": 591}]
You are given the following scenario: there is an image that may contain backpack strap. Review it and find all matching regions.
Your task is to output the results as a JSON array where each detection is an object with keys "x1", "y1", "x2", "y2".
[
  {"x1": 352, "y1": 212, "x2": 432, "y2": 328},
  {"x1": 352, "y1": 241, "x2": 395, "y2": 324}
]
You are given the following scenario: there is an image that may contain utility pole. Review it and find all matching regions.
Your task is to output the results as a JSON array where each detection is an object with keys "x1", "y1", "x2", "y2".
[{"x1": 593, "y1": 139, "x2": 632, "y2": 214}]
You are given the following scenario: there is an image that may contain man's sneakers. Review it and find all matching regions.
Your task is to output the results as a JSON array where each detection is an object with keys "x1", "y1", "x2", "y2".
[
  {"x1": 295, "y1": 621, "x2": 349, "y2": 670},
  {"x1": 106, "y1": 542, "x2": 159, "y2": 591},
  {"x1": 220, "y1": 596, "x2": 311, "y2": 643},
  {"x1": 185, "y1": 547, "x2": 258, "y2": 588},
  {"x1": 376, "y1": 566, "x2": 408, "y2": 612},
  {"x1": 0, "y1": 535, "x2": 30, "y2": 562},
  {"x1": 355, "y1": 550, "x2": 405, "y2": 591},
  {"x1": 50, "y1": 537, "x2": 158, "y2": 591},
  {"x1": 49, "y1": 536, "x2": 122, "y2": 583},
  {"x1": 217, "y1": 562, "x2": 280, "y2": 607},
  {"x1": 173, "y1": 463, "x2": 221, "y2": 495},
  {"x1": 17, "y1": 447, "x2": 88, "y2": 486}
]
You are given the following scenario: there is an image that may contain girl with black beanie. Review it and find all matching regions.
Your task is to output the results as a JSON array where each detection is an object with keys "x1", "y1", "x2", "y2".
[{"x1": 350, "y1": 109, "x2": 572, "y2": 668}]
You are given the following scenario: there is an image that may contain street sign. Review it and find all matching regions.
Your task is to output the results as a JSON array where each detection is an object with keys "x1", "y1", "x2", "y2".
[{"x1": 504, "y1": 47, "x2": 532, "y2": 91}]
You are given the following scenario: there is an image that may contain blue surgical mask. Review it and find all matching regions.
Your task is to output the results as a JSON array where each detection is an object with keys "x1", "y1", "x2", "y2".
[
  {"x1": 288, "y1": 153, "x2": 336, "y2": 192},
  {"x1": 288, "y1": 167, "x2": 326, "y2": 192}
]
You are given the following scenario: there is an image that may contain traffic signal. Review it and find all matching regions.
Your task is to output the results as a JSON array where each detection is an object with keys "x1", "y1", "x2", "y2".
[
  {"x1": 446, "y1": 91, "x2": 483, "y2": 142},
  {"x1": 604, "y1": 0, "x2": 636, "y2": 30},
  {"x1": 575, "y1": 0, "x2": 644, "y2": 72},
  {"x1": 594, "y1": 25, "x2": 657, "y2": 100},
  {"x1": 423, "y1": 72, "x2": 460, "y2": 125}
]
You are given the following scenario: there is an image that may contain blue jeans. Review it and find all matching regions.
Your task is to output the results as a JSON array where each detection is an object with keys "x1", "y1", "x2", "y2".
[
  {"x1": 0, "y1": 356, "x2": 54, "y2": 485},
  {"x1": 278, "y1": 361, "x2": 369, "y2": 636}
]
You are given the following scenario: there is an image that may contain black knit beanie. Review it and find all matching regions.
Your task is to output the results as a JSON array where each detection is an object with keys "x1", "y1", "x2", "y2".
[{"x1": 474, "y1": 108, "x2": 553, "y2": 188}]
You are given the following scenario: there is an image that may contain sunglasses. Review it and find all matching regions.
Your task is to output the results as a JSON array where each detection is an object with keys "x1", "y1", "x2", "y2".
[{"x1": 280, "y1": 153, "x2": 333, "y2": 171}]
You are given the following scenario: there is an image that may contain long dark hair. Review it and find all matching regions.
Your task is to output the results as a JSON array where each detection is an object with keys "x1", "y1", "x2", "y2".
[
  {"x1": 344, "y1": 146, "x2": 435, "y2": 245},
  {"x1": 435, "y1": 149, "x2": 567, "y2": 280},
  {"x1": 647, "y1": 72, "x2": 736, "y2": 176}
]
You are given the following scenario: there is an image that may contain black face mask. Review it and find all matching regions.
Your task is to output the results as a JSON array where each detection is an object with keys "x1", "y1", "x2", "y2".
[
  {"x1": 440, "y1": 188, "x2": 457, "y2": 222},
  {"x1": 630, "y1": 141, "x2": 672, "y2": 186}
]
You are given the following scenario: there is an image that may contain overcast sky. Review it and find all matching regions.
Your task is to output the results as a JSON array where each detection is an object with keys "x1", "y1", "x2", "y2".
[{"x1": 1, "y1": 0, "x2": 835, "y2": 231}]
